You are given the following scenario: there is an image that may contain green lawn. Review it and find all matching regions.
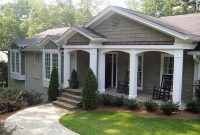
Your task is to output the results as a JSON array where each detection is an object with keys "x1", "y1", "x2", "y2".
[{"x1": 60, "y1": 111, "x2": 200, "y2": 135}]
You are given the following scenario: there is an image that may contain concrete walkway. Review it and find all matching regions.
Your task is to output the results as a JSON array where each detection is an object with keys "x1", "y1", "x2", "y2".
[{"x1": 5, "y1": 103, "x2": 79, "y2": 135}]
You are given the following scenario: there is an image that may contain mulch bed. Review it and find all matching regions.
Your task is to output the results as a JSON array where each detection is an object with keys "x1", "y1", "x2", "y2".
[{"x1": 78, "y1": 105, "x2": 200, "y2": 120}]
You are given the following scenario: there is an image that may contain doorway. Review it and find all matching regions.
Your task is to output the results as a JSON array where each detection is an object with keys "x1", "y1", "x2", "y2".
[{"x1": 105, "y1": 53, "x2": 118, "y2": 88}]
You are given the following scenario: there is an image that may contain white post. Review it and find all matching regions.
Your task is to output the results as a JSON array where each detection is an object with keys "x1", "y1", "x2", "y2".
[
  {"x1": 129, "y1": 51, "x2": 138, "y2": 99},
  {"x1": 98, "y1": 49, "x2": 105, "y2": 93},
  {"x1": 63, "y1": 49, "x2": 70, "y2": 88},
  {"x1": 89, "y1": 49, "x2": 97, "y2": 76},
  {"x1": 172, "y1": 50, "x2": 183, "y2": 104}
]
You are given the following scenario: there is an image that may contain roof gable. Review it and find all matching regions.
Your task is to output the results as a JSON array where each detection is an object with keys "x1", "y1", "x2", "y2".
[{"x1": 84, "y1": 6, "x2": 200, "y2": 41}]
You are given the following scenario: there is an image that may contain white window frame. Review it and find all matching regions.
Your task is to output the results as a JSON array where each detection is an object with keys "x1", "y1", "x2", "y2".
[
  {"x1": 160, "y1": 53, "x2": 174, "y2": 83},
  {"x1": 137, "y1": 54, "x2": 143, "y2": 90},
  {"x1": 10, "y1": 50, "x2": 21, "y2": 75},
  {"x1": 43, "y1": 49, "x2": 61, "y2": 87}
]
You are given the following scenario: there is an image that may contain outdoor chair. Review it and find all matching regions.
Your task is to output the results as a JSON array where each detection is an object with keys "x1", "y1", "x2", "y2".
[
  {"x1": 152, "y1": 74, "x2": 173, "y2": 101},
  {"x1": 117, "y1": 70, "x2": 129, "y2": 94}
]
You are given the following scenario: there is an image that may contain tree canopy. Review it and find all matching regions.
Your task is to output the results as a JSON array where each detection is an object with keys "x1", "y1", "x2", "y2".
[
  {"x1": 126, "y1": 0, "x2": 200, "y2": 16},
  {"x1": 0, "y1": 0, "x2": 105, "y2": 48}
]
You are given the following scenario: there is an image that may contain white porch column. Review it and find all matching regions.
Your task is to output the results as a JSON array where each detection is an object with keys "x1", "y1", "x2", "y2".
[
  {"x1": 98, "y1": 49, "x2": 105, "y2": 93},
  {"x1": 63, "y1": 49, "x2": 70, "y2": 88},
  {"x1": 172, "y1": 50, "x2": 184, "y2": 104},
  {"x1": 89, "y1": 49, "x2": 97, "y2": 76},
  {"x1": 129, "y1": 51, "x2": 138, "y2": 99}
]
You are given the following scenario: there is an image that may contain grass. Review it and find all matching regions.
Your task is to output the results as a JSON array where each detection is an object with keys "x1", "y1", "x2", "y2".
[{"x1": 60, "y1": 111, "x2": 200, "y2": 135}]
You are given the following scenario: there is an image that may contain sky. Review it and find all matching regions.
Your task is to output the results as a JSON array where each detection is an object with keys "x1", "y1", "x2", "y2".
[{"x1": 0, "y1": 0, "x2": 127, "y2": 8}]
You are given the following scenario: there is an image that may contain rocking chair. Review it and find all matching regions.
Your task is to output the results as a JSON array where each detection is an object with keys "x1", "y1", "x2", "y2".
[
  {"x1": 152, "y1": 74, "x2": 173, "y2": 101},
  {"x1": 117, "y1": 70, "x2": 129, "y2": 94}
]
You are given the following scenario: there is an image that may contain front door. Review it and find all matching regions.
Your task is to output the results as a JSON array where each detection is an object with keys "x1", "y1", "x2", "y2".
[{"x1": 105, "y1": 53, "x2": 117, "y2": 88}]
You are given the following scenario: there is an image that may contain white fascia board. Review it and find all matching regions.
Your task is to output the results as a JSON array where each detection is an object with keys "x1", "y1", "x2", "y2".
[{"x1": 40, "y1": 36, "x2": 59, "y2": 47}]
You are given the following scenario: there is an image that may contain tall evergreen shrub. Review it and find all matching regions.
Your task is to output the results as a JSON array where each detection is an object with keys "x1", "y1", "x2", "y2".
[
  {"x1": 82, "y1": 68, "x2": 98, "y2": 110},
  {"x1": 68, "y1": 69, "x2": 79, "y2": 89},
  {"x1": 48, "y1": 67, "x2": 59, "y2": 101}
]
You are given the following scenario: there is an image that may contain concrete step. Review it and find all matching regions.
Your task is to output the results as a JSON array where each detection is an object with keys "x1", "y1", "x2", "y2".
[
  {"x1": 60, "y1": 93, "x2": 82, "y2": 102},
  {"x1": 53, "y1": 101, "x2": 77, "y2": 111},
  {"x1": 62, "y1": 89, "x2": 82, "y2": 96},
  {"x1": 57, "y1": 97, "x2": 81, "y2": 106}
]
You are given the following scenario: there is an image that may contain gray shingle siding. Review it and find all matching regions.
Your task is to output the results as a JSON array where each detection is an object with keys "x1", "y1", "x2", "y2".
[
  {"x1": 94, "y1": 14, "x2": 174, "y2": 42},
  {"x1": 67, "y1": 33, "x2": 90, "y2": 43}
]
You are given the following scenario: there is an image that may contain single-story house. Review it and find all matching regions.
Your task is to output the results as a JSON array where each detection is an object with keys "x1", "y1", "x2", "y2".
[{"x1": 7, "y1": 6, "x2": 200, "y2": 106}]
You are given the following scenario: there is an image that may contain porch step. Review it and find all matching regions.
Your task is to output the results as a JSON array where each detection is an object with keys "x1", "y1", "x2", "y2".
[
  {"x1": 53, "y1": 101, "x2": 77, "y2": 111},
  {"x1": 62, "y1": 89, "x2": 82, "y2": 96},
  {"x1": 60, "y1": 92, "x2": 82, "y2": 102},
  {"x1": 57, "y1": 97, "x2": 81, "y2": 106}
]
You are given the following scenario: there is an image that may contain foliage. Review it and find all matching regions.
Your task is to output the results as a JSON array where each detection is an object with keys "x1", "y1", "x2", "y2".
[
  {"x1": 126, "y1": 0, "x2": 200, "y2": 17},
  {"x1": 124, "y1": 99, "x2": 139, "y2": 110},
  {"x1": 186, "y1": 100, "x2": 200, "y2": 113},
  {"x1": 82, "y1": 68, "x2": 98, "y2": 110},
  {"x1": 113, "y1": 96, "x2": 124, "y2": 106},
  {"x1": 0, "y1": 86, "x2": 21, "y2": 100},
  {"x1": 0, "y1": 61, "x2": 8, "y2": 87},
  {"x1": 100, "y1": 94, "x2": 115, "y2": 106},
  {"x1": 23, "y1": 90, "x2": 43, "y2": 105},
  {"x1": 60, "y1": 111, "x2": 200, "y2": 135},
  {"x1": 48, "y1": 67, "x2": 59, "y2": 101},
  {"x1": 161, "y1": 100, "x2": 179, "y2": 116},
  {"x1": 195, "y1": 88, "x2": 200, "y2": 101},
  {"x1": 0, "y1": 122, "x2": 16, "y2": 135},
  {"x1": 68, "y1": 69, "x2": 79, "y2": 89},
  {"x1": 0, "y1": 86, "x2": 24, "y2": 114},
  {"x1": 144, "y1": 99, "x2": 158, "y2": 112}
]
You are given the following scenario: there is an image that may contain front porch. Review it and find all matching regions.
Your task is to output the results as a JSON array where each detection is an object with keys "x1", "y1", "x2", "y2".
[{"x1": 63, "y1": 47, "x2": 194, "y2": 107}]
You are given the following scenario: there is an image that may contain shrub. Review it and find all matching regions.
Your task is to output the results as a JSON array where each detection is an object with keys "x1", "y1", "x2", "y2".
[
  {"x1": 0, "y1": 86, "x2": 21, "y2": 100},
  {"x1": 186, "y1": 100, "x2": 200, "y2": 113},
  {"x1": 48, "y1": 67, "x2": 59, "y2": 101},
  {"x1": 101, "y1": 94, "x2": 115, "y2": 106},
  {"x1": 195, "y1": 88, "x2": 200, "y2": 101},
  {"x1": 144, "y1": 99, "x2": 158, "y2": 112},
  {"x1": 0, "y1": 61, "x2": 8, "y2": 87},
  {"x1": 0, "y1": 121, "x2": 16, "y2": 135},
  {"x1": 161, "y1": 100, "x2": 179, "y2": 116},
  {"x1": 24, "y1": 90, "x2": 43, "y2": 105},
  {"x1": 114, "y1": 96, "x2": 124, "y2": 106},
  {"x1": 125, "y1": 99, "x2": 139, "y2": 110},
  {"x1": 82, "y1": 68, "x2": 98, "y2": 110},
  {"x1": 68, "y1": 69, "x2": 79, "y2": 89}
]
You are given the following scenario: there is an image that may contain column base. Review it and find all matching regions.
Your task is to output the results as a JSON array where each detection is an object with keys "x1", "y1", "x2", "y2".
[
  {"x1": 98, "y1": 89, "x2": 105, "y2": 94},
  {"x1": 128, "y1": 95, "x2": 137, "y2": 99}
]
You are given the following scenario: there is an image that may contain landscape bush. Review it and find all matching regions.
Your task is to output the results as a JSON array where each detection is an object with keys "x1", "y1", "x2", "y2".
[
  {"x1": 161, "y1": 100, "x2": 179, "y2": 116},
  {"x1": 186, "y1": 100, "x2": 200, "y2": 113},
  {"x1": 82, "y1": 68, "x2": 98, "y2": 110},
  {"x1": 124, "y1": 99, "x2": 139, "y2": 110},
  {"x1": 0, "y1": 61, "x2": 8, "y2": 87},
  {"x1": 113, "y1": 96, "x2": 124, "y2": 106},
  {"x1": 100, "y1": 94, "x2": 115, "y2": 106},
  {"x1": 48, "y1": 67, "x2": 59, "y2": 101},
  {"x1": 68, "y1": 69, "x2": 79, "y2": 89},
  {"x1": 24, "y1": 90, "x2": 43, "y2": 105},
  {"x1": 144, "y1": 99, "x2": 158, "y2": 112}
]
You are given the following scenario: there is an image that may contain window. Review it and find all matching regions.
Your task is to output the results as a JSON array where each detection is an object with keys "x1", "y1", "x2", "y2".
[
  {"x1": 44, "y1": 53, "x2": 58, "y2": 79},
  {"x1": 163, "y1": 56, "x2": 174, "y2": 75},
  {"x1": 11, "y1": 51, "x2": 20, "y2": 73},
  {"x1": 137, "y1": 55, "x2": 143, "y2": 89}
]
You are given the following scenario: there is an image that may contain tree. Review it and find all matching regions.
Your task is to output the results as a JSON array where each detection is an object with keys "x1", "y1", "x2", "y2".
[
  {"x1": 48, "y1": 67, "x2": 59, "y2": 101},
  {"x1": 125, "y1": 0, "x2": 141, "y2": 12},
  {"x1": 141, "y1": 0, "x2": 178, "y2": 17},
  {"x1": 82, "y1": 68, "x2": 98, "y2": 110}
]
